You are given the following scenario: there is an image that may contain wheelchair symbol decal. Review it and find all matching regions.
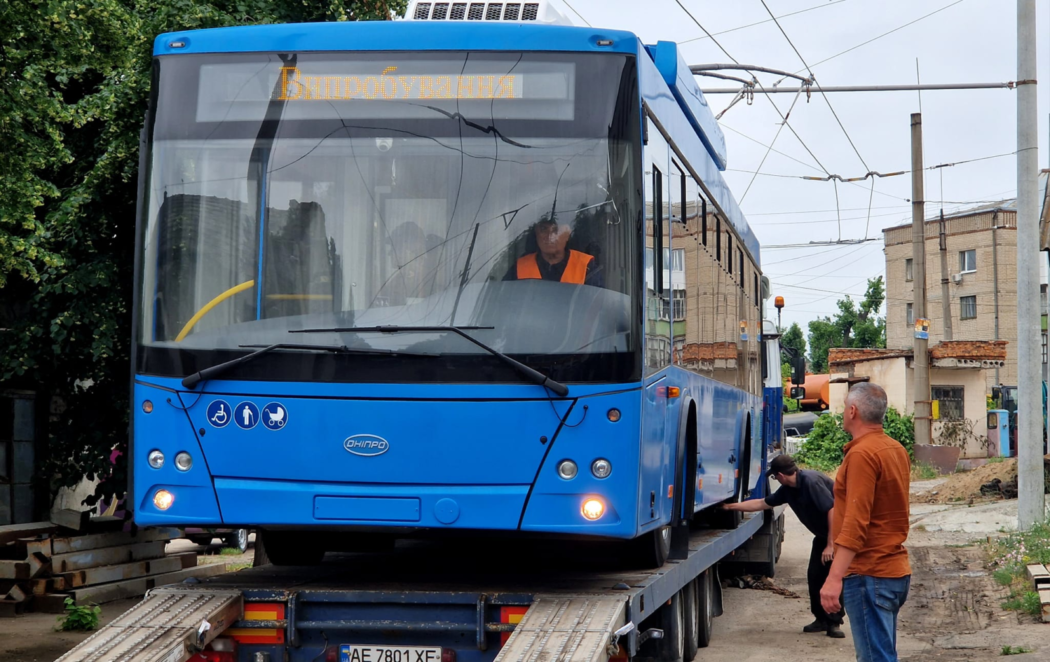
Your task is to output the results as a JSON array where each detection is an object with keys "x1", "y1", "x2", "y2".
[
  {"x1": 262, "y1": 402, "x2": 288, "y2": 430},
  {"x1": 206, "y1": 400, "x2": 231, "y2": 428}
]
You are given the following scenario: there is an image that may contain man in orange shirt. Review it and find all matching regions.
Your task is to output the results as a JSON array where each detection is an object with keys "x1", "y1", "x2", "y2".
[
  {"x1": 820, "y1": 382, "x2": 911, "y2": 662},
  {"x1": 504, "y1": 217, "x2": 601, "y2": 287}
]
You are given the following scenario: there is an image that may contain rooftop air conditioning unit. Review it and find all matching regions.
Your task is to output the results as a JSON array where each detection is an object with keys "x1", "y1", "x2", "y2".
[
  {"x1": 405, "y1": 0, "x2": 574, "y2": 25},
  {"x1": 952, "y1": 273, "x2": 964, "y2": 284}
]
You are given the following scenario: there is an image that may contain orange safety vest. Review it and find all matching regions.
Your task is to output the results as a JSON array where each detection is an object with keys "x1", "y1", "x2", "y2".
[{"x1": 516, "y1": 250, "x2": 593, "y2": 284}]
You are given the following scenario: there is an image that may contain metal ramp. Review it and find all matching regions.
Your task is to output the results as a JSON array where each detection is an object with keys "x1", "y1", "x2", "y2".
[
  {"x1": 56, "y1": 587, "x2": 242, "y2": 662},
  {"x1": 494, "y1": 595, "x2": 628, "y2": 662}
]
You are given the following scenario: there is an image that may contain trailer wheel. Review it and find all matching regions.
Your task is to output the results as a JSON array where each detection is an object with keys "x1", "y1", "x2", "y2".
[
  {"x1": 223, "y1": 529, "x2": 249, "y2": 554},
  {"x1": 696, "y1": 569, "x2": 714, "y2": 648},
  {"x1": 682, "y1": 580, "x2": 699, "y2": 661},
  {"x1": 657, "y1": 590, "x2": 684, "y2": 662}
]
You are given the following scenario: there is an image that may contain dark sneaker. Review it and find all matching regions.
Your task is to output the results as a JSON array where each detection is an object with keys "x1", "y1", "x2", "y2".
[
  {"x1": 802, "y1": 619, "x2": 827, "y2": 633},
  {"x1": 826, "y1": 624, "x2": 846, "y2": 639}
]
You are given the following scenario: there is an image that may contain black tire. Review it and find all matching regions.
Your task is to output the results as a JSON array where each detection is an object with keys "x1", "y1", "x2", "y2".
[
  {"x1": 658, "y1": 591, "x2": 684, "y2": 662},
  {"x1": 627, "y1": 525, "x2": 671, "y2": 568},
  {"x1": 682, "y1": 580, "x2": 699, "y2": 662},
  {"x1": 262, "y1": 530, "x2": 325, "y2": 566},
  {"x1": 223, "y1": 529, "x2": 249, "y2": 554},
  {"x1": 696, "y1": 570, "x2": 714, "y2": 649}
]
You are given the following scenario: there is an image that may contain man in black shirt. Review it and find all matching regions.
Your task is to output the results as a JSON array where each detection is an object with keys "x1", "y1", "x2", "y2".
[{"x1": 722, "y1": 454, "x2": 845, "y2": 638}]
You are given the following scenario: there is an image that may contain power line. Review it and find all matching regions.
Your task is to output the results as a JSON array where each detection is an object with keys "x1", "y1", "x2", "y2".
[
  {"x1": 747, "y1": 205, "x2": 910, "y2": 217},
  {"x1": 798, "y1": 0, "x2": 967, "y2": 72},
  {"x1": 760, "y1": 0, "x2": 869, "y2": 172},
  {"x1": 560, "y1": 0, "x2": 591, "y2": 27},
  {"x1": 678, "y1": 0, "x2": 849, "y2": 45}
]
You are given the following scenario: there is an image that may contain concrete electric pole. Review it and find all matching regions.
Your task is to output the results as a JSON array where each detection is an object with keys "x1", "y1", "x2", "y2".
[
  {"x1": 939, "y1": 211, "x2": 953, "y2": 341},
  {"x1": 911, "y1": 113, "x2": 931, "y2": 447},
  {"x1": 1016, "y1": 0, "x2": 1045, "y2": 528}
]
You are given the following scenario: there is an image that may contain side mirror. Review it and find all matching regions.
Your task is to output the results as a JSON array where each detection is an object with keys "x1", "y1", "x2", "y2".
[
  {"x1": 790, "y1": 386, "x2": 806, "y2": 400},
  {"x1": 991, "y1": 387, "x2": 1001, "y2": 401},
  {"x1": 791, "y1": 356, "x2": 806, "y2": 386}
]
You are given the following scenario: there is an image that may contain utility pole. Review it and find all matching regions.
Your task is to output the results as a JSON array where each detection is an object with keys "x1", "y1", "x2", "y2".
[
  {"x1": 939, "y1": 211, "x2": 953, "y2": 341},
  {"x1": 911, "y1": 113, "x2": 931, "y2": 447},
  {"x1": 1016, "y1": 0, "x2": 1044, "y2": 529}
]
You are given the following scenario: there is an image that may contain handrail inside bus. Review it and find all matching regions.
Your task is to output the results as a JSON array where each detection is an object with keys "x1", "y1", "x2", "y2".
[{"x1": 175, "y1": 280, "x2": 256, "y2": 342}]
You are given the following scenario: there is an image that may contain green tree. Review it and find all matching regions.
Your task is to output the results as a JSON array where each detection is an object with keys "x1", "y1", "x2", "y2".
[
  {"x1": 807, "y1": 277, "x2": 887, "y2": 373},
  {"x1": 0, "y1": 0, "x2": 407, "y2": 508}
]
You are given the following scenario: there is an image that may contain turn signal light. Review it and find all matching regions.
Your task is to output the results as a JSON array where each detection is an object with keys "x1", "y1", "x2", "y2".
[
  {"x1": 142, "y1": 400, "x2": 153, "y2": 413},
  {"x1": 153, "y1": 489, "x2": 174, "y2": 511},
  {"x1": 666, "y1": 387, "x2": 680, "y2": 398},
  {"x1": 581, "y1": 498, "x2": 604, "y2": 520},
  {"x1": 607, "y1": 408, "x2": 621, "y2": 422}
]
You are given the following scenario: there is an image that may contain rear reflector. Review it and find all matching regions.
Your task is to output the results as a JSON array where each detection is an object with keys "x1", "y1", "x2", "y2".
[
  {"x1": 500, "y1": 606, "x2": 529, "y2": 645},
  {"x1": 227, "y1": 603, "x2": 286, "y2": 644}
]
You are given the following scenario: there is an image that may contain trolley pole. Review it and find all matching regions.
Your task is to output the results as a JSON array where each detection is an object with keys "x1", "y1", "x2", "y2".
[
  {"x1": 911, "y1": 113, "x2": 931, "y2": 447},
  {"x1": 1016, "y1": 0, "x2": 1044, "y2": 528}
]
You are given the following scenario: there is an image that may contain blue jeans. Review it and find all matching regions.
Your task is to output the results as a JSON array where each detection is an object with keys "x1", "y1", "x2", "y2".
[{"x1": 843, "y1": 574, "x2": 911, "y2": 662}]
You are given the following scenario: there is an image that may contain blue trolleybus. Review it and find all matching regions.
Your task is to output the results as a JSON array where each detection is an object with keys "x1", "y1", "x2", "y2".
[{"x1": 131, "y1": 3, "x2": 779, "y2": 567}]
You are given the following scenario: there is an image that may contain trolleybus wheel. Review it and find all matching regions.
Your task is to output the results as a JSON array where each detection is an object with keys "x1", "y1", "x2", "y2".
[
  {"x1": 696, "y1": 569, "x2": 714, "y2": 648},
  {"x1": 658, "y1": 590, "x2": 684, "y2": 662},
  {"x1": 628, "y1": 525, "x2": 672, "y2": 568},
  {"x1": 262, "y1": 530, "x2": 325, "y2": 566},
  {"x1": 682, "y1": 579, "x2": 699, "y2": 661}
]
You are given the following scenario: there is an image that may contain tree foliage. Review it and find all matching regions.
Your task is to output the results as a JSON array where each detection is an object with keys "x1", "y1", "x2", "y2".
[
  {"x1": 779, "y1": 321, "x2": 806, "y2": 366},
  {"x1": 793, "y1": 407, "x2": 914, "y2": 471},
  {"x1": 0, "y1": 0, "x2": 407, "y2": 506},
  {"x1": 806, "y1": 276, "x2": 887, "y2": 373}
]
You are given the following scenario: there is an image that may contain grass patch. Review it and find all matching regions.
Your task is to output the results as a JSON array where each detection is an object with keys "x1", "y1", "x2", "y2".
[
  {"x1": 1001, "y1": 645, "x2": 1033, "y2": 655},
  {"x1": 987, "y1": 521, "x2": 1050, "y2": 618},
  {"x1": 1001, "y1": 591, "x2": 1042, "y2": 616},
  {"x1": 988, "y1": 456, "x2": 1006, "y2": 464},
  {"x1": 219, "y1": 547, "x2": 243, "y2": 556},
  {"x1": 911, "y1": 462, "x2": 940, "y2": 481},
  {"x1": 56, "y1": 599, "x2": 101, "y2": 631},
  {"x1": 227, "y1": 561, "x2": 252, "y2": 571}
]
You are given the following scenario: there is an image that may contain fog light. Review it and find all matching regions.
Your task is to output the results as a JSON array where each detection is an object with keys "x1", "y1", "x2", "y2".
[
  {"x1": 174, "y1": 452, "x2": 192, "y2": 471},
  {"x1": 153, "y1": 489, "x2": 174, "y2": 511},
  {"x1": 557, "y1": 460, "x2": 578, "y2": 480},
  {"x1": 142, "y1": 400, "x2": 153, "y2": 413},
  {"x1": 148, "y1": 450, "x2": 164, "y2": 469},
  {"x1": 607, "y1": 408, "x2": 621, "y2": 422},
  {"x1": 581, "y1": 498, "x2": 604, "y2": 520},
  {"x1": 591, "y1": 459, "x2": 612, "y2": 479}
]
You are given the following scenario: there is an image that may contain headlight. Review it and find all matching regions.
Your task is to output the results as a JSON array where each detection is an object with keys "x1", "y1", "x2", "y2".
[
  {"x1": 591, "y1": 459, "x2": 612, "y2": 479},
  {"x1": 557, "y1": 460, "x2": 578, "y2": 480},
  {"x1": 148, "y1": 450, "x2": 165, "y2": 469},
  {"x1": 174, "y1": 452, "x2": 192, "y2": 472}
]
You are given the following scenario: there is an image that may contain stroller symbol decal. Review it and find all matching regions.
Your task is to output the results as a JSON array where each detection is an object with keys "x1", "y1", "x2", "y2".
[
  {"x1": 206, "y1": 400, "x2": 231, "y2": 428},
  {"x1": 262, "y1": 402, "x2": 288, "y2": 430}
]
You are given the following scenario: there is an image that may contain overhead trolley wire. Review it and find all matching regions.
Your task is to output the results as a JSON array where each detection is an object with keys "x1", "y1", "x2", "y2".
[{"x1": 678, "y1": 0, "x2": 850, "y2": 45}]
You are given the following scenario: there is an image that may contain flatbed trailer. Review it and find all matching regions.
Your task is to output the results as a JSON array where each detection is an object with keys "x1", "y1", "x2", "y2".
[{"x1": 58, "y1": 508, "x2": 785, "y2": 662}]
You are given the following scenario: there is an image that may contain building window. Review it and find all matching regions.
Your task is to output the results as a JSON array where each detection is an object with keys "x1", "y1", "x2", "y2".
[
  {"x1": 959, "y1": 249, "x2": 976, "y2": 273},
  {"x1": 665, "y1": 248, "x2": 684, "y2": 272},
  {"x1": 960, "y1": 295, "x2": 977, "y2": 320},
  {"x1": 905, "y1": 258, "x2": 913, "y2": 281},
  {"x1": 906, "y1": 303, "x2": 914, "y2": 325},
  {"x1": 672, "y1": 289, "x2": 686, "y2": 320},
  {"x1": 727, "y1": 234, "x2": 733, "y2": 274},
  {"x1": 932, "y1": 386, "x2": 964, "y2": 421}
]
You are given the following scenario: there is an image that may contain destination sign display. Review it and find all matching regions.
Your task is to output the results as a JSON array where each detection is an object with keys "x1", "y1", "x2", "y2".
[{"x1": 276, "y1": 66, "x2": 523, "y2": 101}]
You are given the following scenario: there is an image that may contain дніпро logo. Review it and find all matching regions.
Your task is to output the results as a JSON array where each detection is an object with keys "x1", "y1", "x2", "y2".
[{"x1": 343, "y1": 434, "x2": 390, "y2": 457}]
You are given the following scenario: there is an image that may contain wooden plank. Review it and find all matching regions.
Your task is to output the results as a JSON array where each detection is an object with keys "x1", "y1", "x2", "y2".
[
  {"x1": 55, "y1": 555, "x2": 185, "y2": 589},
  {"x1": 165, "y1": 551, "x2": 198, "y2": 570},
  {"x1": 1040, "y1": 589, "x2": 1050, "y2": 623},
  {"x1": 64, "y1": 563, "x2": 229, "y2": 606},
  {"x1": 27, "y1": 552, "x2": 51, "y2": 579},
  {"x1": 85, "y1": 516, "x2": 129, "y2": 533},
  {"x1": 1025, "y1": 564, "x2": 1048, "y2": 581},
  {"x1": 51, "y1": 541, "x2": 167, "y2": 573},
  {"x1": 0, "y1": 522, "x2": 58, "y2": 545},
  {"x1": 50, "y1": 527, "x2": 179, "y2": 555},
  {"x1": 51, "y1": 509, "x2": 92, "y2": 532},
  {"x1": 4, "y1": 584, "x2": 26, "y2": 603},
  {"x1": 0, "y1": 561, "x2": 29, "y2": 580}
]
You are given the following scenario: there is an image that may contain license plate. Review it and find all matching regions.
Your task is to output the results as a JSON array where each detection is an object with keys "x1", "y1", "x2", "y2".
[{"x1": 340, "y1": 646, "x2": 442, "y2": 662}]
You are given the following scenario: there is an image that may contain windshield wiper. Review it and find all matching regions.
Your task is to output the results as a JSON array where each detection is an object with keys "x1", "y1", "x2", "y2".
[
  {"x1": 180, "y1": 343, "x2": 432, "y2": 389},
  {"x1": 290, "y1": 325, "x2": 570, "y2": 396}
]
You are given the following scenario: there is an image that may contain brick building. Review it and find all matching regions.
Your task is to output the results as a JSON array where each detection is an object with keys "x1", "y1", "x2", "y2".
[{"x1": 883, "y1": 201, "x2": 1049, "y2": 391}]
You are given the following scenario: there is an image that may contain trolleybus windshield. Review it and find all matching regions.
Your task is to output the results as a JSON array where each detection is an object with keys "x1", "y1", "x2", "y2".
[{"x1": 137, "y1": 51, "x2": 642, "y2": 384}]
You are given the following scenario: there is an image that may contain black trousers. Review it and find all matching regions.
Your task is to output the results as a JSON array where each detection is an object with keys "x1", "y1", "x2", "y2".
[{"x1": 809, "y1": 536, "x2": 844, "y2": 625}]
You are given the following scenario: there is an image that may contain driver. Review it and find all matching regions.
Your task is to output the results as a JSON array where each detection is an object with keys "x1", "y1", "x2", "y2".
[{"x1": 504, "y1": 216, "x2": 602, "y2": 287}]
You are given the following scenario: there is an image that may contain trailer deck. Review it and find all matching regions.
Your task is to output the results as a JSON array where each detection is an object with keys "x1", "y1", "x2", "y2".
[{"x1": 58, "y1": 513, "x2": 766, "y2": 662}]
